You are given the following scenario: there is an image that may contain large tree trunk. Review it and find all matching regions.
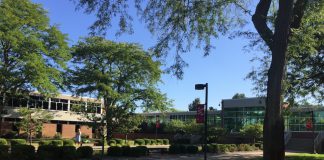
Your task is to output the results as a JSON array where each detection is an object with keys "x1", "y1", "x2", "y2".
[
  {"x1": 0, "y1": 92, "x2": 6, "y2": 136},
  {"x1": 263, "y1": 1, "x2": 294, "y2": 160}
]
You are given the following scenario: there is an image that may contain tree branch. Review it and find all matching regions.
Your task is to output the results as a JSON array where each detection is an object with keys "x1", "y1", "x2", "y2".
[
  {"x1": 291, "y1": 0, "x2": 308, "y2": 29},
  {"x1": 252, "y1": 0, "x2": 274, "y2": 51}
]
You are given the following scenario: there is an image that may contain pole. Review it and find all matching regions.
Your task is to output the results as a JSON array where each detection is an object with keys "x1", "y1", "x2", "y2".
[{"x1": 204, "y1": 83, "x2": 208, "y2": 160}]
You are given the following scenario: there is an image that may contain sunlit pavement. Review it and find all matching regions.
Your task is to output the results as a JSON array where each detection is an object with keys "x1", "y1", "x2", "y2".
[{"x1": 103, "y1": 151, "x2": 263, "y2": 160}]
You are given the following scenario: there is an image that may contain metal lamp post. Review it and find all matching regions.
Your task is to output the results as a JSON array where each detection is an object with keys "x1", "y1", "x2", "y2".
[{"x1": 195, "y1": 83, "x2": 208, "y2": 160}]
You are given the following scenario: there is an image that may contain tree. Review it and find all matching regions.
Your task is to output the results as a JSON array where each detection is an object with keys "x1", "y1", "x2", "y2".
[
  {"x1": 0, "y1": 0, "x2": 70, "y2": 135},
  {"x1": 18, "y1": 108, "x2": 53, "y2": 144},
  {"x1": 246, "y1": 1, "x2": 324, "y2": 106},
  {"x1": 115, "y1": 114, "x2": 143, "y2": 143},
  {"x1": 232, "y1": 93, "x2": 246, "y2": 99},
  {"x1": 188, "y1": 98, "x2": 200, "y2": 111},
  {"x1": 68, "y1": 36, "x2": 171, "y2": 142},
  {"x1": 74, "y1": 0, "x2": 310, "y2": 159},
  {"x1": 240, "y1": 123, "x2": 263, "y2": 143}
]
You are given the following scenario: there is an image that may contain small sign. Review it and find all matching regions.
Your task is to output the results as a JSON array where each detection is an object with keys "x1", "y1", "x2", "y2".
[
  {"x1": 306, "y1": 119, "x2": 313, "y2": 129},
  {"x1": 196, "y1": 104, "x2": 205, "y2": 123},
  {"x1": 156, "y1": 115, "x2": 160, "y2": 128}
]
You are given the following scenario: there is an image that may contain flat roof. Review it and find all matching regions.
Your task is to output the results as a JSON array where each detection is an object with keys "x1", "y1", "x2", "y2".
[{"x1": 222, "y1": 97, "x2": 266, "y2": 108}]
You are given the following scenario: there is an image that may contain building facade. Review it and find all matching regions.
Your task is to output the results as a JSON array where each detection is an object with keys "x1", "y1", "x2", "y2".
[{"x1": 0, "y1": 93, "x2": 103, "y2": 138}]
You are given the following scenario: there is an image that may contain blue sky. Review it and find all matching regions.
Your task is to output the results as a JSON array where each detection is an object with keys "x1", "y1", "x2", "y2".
[{"x1": 33, "y1": 0, "x2": 261, "y2": 111}]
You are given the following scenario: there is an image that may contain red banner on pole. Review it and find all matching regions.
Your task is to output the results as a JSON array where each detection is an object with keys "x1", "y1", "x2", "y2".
[
  {"x1": 156, "y1": 115, "x2": 160, "y2": 128},
  {"x1": 196, "y1": 104, "x2": 205, "y2": 123},
  {"x1": 306, "y1": 119, "x2": 313, "y2": 129}
]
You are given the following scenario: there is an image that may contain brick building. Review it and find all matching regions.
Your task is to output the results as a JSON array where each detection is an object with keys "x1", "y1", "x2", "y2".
[{"x1": 0, "y1": 93, "x2": 103, "y2": 138}]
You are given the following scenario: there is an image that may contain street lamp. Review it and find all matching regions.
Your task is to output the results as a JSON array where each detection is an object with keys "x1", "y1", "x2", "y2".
[{"x1": 195, "y1": 83, "x2": 208, "y2": 160}]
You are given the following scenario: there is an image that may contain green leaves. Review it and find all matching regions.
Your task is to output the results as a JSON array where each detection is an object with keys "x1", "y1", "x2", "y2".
[{"x1": 0, "y1": 0, "x2": 71, "y2": 97}]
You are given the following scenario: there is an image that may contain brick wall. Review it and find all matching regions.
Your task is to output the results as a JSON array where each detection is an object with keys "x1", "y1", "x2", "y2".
[
  {"x1": 42, "y1": 123, "x2": 57, "y2": 138},
  {"x1": 80, "y1": 125, "x2": 92, "y2": 138},
  {"x1": 62, "y1": 124, "x2": 76, "y2": 138}
]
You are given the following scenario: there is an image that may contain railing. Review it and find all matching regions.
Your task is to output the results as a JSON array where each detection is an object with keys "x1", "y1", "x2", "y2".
[
  {"x1": 314, "y1": 131, "x2": 324, "y2": 153},
  {"x1": 284, "y1": 131, "x2": 292, "y2": 145}
]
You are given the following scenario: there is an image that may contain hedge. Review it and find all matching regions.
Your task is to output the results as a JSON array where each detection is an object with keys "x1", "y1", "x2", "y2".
[
  {"x1": 10, "y1": 139, "x2": 26, "y2": 146},
  {"x1": 169, "y1": 144, "x2": 187, "y2": 154},
  {"x1": 0, "y1": 138, "x2": 7, "y2": 145},
  {"x1": 122, "y1": 146, "x2": 131, "y2": 156},
  {"x1": 51, "y1": 140, "x2": 63, "y2": 146},
  {"x1": 206, "y1": 143, "x2": 259, "y2": 153},
  {"x1": 144, "y1": 139, "x2": 151, "y2": 145},
  {"x1": 187, "y1": 145, "x2": 199, "y2": 154},
  {"x1": 157, "y1": 139, "x2": 163, "y2": 145},
  {"x1": 63, "y1": 139, "x2": 75, "y2": 146},
  {"x1": 107, "y1": 146, "x2": 123, "y2": 156},
  {"x1": 108, "y1": 140, "x2": 116, "y2": 146},
  {"x1": 114, "y1": 138, "x2": 125, "y2": 145},
  {"x1": 0, "y1": 145, "x2": 9, "y2": 159},
  {"x1": 162, "y1": 139, "x2": 169, "y2": 145},
  {"x1": 11, "y1": 145, "x2": 35, "y2": 160},
  {"x1": 37, "y1": 145, "x2": 61, "y2": 160},
  {"x1": 134, "y1": 139, "x2": 145, "y2": 146},
  {"x1": 132, "y1": 146, "x2": 148, "y2": 157},
  {"x1": 77, "y1": 146, "x2": 93, "y2": 158},
  {"x1": 151, "y1": 139, "x2": 157, "y2": 145},
  {"x1": 39, "y1": 140, "x2": 52, "y2": 146},
  {"x1": 61, "y1": 146, "x2": 77, "y2": 160}
]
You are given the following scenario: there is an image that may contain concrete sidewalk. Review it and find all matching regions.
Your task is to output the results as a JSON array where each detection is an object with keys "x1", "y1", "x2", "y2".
[{"x1": 103, "y1": 151, "x2": 263, "y2": 160}]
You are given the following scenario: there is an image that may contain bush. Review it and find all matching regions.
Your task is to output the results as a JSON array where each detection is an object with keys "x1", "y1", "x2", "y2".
[
  {"x1": 157, "y1": 139, "x2": 163, "y2": 145},
  {"x1": 107, "y1": 146, "x2": 123, "y2": 156},
  {"x1": 11, "y1": 145, "x2": 35, "y2": 160},
  {"x1": 162, "y1": 139, "x2": 169, "y2": 145},
  {"x1": 187, "y1": 145, "x2": 198, "y2": 154},
  {"x1": 108, "y1": 140, "x2": 116, "y2": 146},
  {"x1": 10, "y1": 139, "x2": 26, "y2": 146},
  {"x1": 0, "y1": 138, "x2": 7, "y2": 145},
  {"x1": 144, "y1": 139, "x2": 151, "y2": 145},
  {"x1": 63, "y1": 139, "x2": 75, "y2": 146},
  {"x1": 77, "y1": 146, "x2": 93, "y2": 158},
  {"x1": 228, "y1": 144, "x2": 237, "y2": 152},
  {"x1": 174, "y1": 138, "x2": 190, "y2": 144},
  {"x1": 151, "y1": 139, "x2": 157, "y2": 145},
  {"x1": 39, "y1": 140, "x2": 52, "y2": 146},
  {"x1": 134, "y1": 139, "x2": 145, "y2": 146},
  {"x1": 37, "y1": 145, "x2": 60, "y2": 160},
  {"x1": 129, "y1": 146, "x2": 148, "y2": 157},
  {"x1": 2, "y1": 131, "x2": 17, "y2": 139},
  {"x1": 169, "y1": 144, "x2": 186, "y2": 154},
  {"x1": 114, "y1": 138, "x2": 125, "y2": 145},
  {"x1": 60, "y1": 146, "x2": 77, "y2": 160},
  {"x1": 122, "y1": 146, "x2": 131, "y2": 156},
  {"x1": 96, "y1": 138, "x2": 107, "y2": 146},
  {"x1": 0, "y1": 145, "x2": 9, "y2": 159},
  {"x1": 51, "y1": 140, "x2": 63, "y2": 146},
  {"x1": 54, "y1": 133, "x2": 62, "y2": 139}
]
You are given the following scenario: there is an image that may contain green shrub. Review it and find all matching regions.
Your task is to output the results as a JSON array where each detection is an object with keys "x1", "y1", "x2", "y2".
[
  {"x1": 108, "y1": 140, "x2": 117, "y2": 146},
  {"x1": 61, "y1": 146, "x2": 77, "y2": 160},
  {"x1": 11, "y1": 145, "x2": 35, "y2": 160},
  {"x1": 77, "y1": 146, "x2": 93, "y2": 158},
  {"x1": 0, "y1": 138, "x2": 7, "y2": 145},
  {"x1": 10, "y1": 139, "x2": 26, "y2": 146},
  {"x1": 144, "y1": 139, "x2": 151, "y2": 145},
  {"x1": 37, "y1": 145, "x2": 60, "y2": 160},
  {"x1": 107, "y1": 146, "x2": 123, "y2": 156},
  {"x1": 114, "y1": 138, "x2": 125, "y2": 145},
  {"x1": 255, "y1": 143, "x2": 263, "y2": 150},
  {"x1": 134, "y1": 139, "x2": 145, "y2": 146},
  {"x1": 63, "y1": 139, "x2": 75, "y2": 146},
  {"x1": 39, "y1": 140, "x2": 51, "y2": 146},
  {"x1": 51, "y1": 140, "x2": 63, "y2": 146},
  {"x1": 218, "y1": 144, "x2": 229, "y2": 153},
  {"x1": 169, "y1": 144, "x2": 180, "y2": 154},
  {"x1": 0, "y1": 145, "x2": 9, "y2": 159},
  {"x1": 162, "y1": 139, "x2": 169, "y2": 145},
  {"x1": 129, "y1": 146, "x2": 148, "y2": 157},
  {"x1": 169, "y1": 144, "x2": 186, "y2": 154},
  {"x1": 156, "y1": 139, "x2": 163, "y2": 145},
  {"x1": 151, "y1": 139, "x2": 157, "y2": 145},
  {"x1": 187, "y1": 145, "x2": 198, "y2": 154},
  {"x1": 54, "y1": 132, "x2": 62, "y2": 139},
  {"x1": 122, "y1": 146, "x2": 131, "y2": 156},
  {"x1": 228, "y1": 144, "x2": 237, "y2": 152}
]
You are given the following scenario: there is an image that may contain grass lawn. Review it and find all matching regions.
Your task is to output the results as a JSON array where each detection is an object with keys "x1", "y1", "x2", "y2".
[{"x1": 253, "y1": 153, "x2": 324, "y2": 160}]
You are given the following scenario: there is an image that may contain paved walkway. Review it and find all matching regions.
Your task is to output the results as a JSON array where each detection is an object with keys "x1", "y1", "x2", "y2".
[{"x1": 103, "y1": 151, "x2": 263, "y2": 160}]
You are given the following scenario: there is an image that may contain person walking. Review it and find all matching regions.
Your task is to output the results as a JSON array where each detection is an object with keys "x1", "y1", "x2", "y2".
[{"x1": 75, "y1": 128, "x2": 82, "y2": 146}]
